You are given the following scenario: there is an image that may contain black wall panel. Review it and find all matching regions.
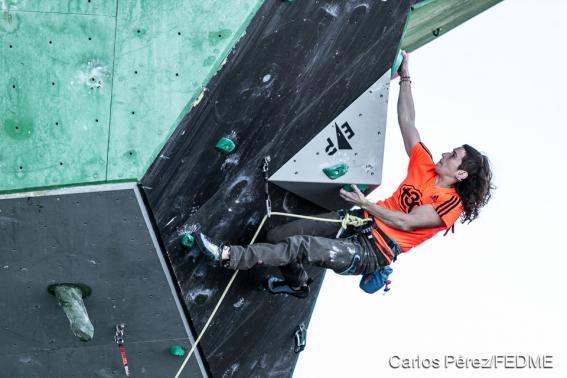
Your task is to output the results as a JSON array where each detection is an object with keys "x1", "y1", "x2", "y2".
[{"x1": 142, "y1": 1, "x2": 414, "y2": 376}]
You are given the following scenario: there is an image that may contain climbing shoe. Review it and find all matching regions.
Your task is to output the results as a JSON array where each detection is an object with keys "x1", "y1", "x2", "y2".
[
  {"x1": 265, "y1": 276, "x2": 310, "y2": 299},
  {"x1": 196, "y1": 233, "x2": 229, "y2": 267}
]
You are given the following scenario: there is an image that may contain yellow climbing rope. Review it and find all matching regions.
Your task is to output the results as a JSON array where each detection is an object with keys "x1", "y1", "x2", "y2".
[{"x1": 173, "y1": 211, "x2": 371, "y2": 378}]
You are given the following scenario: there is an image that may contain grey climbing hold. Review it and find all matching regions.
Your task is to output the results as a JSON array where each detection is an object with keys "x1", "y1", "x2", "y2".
[{"x1": 48, "y1": 283, "x2": 94, "y2": 341}]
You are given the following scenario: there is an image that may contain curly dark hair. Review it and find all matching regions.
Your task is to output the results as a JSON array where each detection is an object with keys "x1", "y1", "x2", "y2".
[{"x1": 455, "y1": 144, "x2": 495, "y2": 223}]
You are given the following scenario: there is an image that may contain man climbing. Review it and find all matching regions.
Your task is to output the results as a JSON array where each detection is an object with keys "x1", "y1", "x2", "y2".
[{"x1": 196, "y1": 52, "x2": 494, "y2": 297}]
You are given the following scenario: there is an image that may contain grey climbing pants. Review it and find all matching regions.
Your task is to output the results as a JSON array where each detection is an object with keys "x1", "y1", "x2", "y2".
[{"x1": 228, "y1": 212, "x2": 383, "y2": 287}]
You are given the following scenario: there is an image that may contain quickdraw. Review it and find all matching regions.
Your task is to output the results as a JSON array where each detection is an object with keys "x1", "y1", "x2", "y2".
[
  {"x1": 294, "y1": 322, "x2": 307, "y2": 353},
  {"x1": 262, "y1": 156, "x2": 272, "y2": 217},
  {"x1": 114, "y1": 323, "x2": 130, "y2": 377}
]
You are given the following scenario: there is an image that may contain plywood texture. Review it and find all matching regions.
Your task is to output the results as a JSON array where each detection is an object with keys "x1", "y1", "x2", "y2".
[
  {"x1": 142, "y1": 0, "x2": 414, "y2": 376},
  {"x1": 0, "y1": 0, "x2": 263, "y2": 192},
  {"x1": 106, "y1": 0, "x2": 263, "y2": 181},
  {"x1": 401, "y1": 0, "x2": 503, "y2": 51},
  {"x1": 1, "y1": 11, "x2": 115, "y2": 191},
  {"x1": 0, "y1": 186, "x2": 204, "y2": 377}
]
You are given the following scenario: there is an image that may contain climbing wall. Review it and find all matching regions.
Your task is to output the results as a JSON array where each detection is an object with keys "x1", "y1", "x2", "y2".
[
  {"x1": 141, "y1": 1, "x2": 414, "y2": 376},
  {"x1": 0, "y1": 0, "x2": 506, "y2": 376},
  {"x1": 0, "y1": 0, "x2": 263, "y2": 192},
  {"x1": 0, "y1": 184, "x2": 205, "y2": 377}
]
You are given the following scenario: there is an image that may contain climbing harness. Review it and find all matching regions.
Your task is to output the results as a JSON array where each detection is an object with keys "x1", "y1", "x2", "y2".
[{"x1": 114, "y1": 323, "x2": 130, "y2": 377}]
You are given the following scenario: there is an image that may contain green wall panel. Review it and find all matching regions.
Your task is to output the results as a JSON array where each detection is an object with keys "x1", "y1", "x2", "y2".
[
  {"x1": 106, "y1": 0, "x2": 263, "y2": 180},
  {"x1": 0, "y1": 0, "x2": 263, "y2": 192},
  {"x1": 2, "y1": 0, "x2": 117, "y2": 16},
  {"x1": 401, "y1": 0, "x2": 503, "y2": 52},
  {"x1": 0, "y1": 11, "x2": 115, "y2": 191}
]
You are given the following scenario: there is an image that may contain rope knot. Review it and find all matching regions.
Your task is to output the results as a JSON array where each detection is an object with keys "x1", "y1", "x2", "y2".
[{"x1": 341, "y1": 213, "x2": 372, "y2": 229}]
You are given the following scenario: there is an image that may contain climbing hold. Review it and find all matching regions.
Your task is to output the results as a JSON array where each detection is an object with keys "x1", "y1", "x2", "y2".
[
  {"x1": 323, "y1": 163, "x2": 348, "y2": 180},
  {"x1": 215, "y1": 137, "x2": 235, "y2": 154},
  {"x1": 342, "y1": 184, "x2": 368, "y2": 192},
  {"x1": 169, "y1": 344, "x2": 186, "y2": 357},
  {"x1": 391, "y1": 49, "x2": 404, "y2": 79},
  {"x1": 181, "y1": 233, "x2": 195, "y2": 248},
  {"x1": 47, "y1": 283, "x2": 94, "y2": 341}
]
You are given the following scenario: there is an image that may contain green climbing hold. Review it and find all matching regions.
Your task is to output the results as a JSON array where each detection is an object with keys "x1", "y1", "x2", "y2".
[
  {"x1": 170, "y1": 344, "x2": 186, "y2": 357},
  {"x1": 323, "y1": 164, "x2": 348, "y2": 180},
  {"x1": 391, "y1": 49, "x2": 404, "y2": 79},
  {"x1": 342, "y1": 184, "x2": 368, "y2": 192},
  {"x1": 181, "y1": 233, "x2": 195, "y2": 248},
  {"x1": 215, "y1": 137, "x2": 235, "y2": 153}
]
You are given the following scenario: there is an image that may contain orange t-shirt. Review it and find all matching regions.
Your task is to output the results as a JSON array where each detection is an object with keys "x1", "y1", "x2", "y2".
[{"x1": 373, "y1": 143, "x2": 463, "y2": 252}]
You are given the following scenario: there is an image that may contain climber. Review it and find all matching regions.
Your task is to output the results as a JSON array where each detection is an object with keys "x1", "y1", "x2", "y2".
[{"x1": 195, "y1": 51, "x2": 494, "y2": 297}]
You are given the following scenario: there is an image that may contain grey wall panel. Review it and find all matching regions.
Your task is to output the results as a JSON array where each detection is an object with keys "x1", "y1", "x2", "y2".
[
  {"x1": 0, "y1": 185, "x2": 205, "y2": 377},
  {"x1": 270, "y1": 70, "x2": 391, "y2": 209}
]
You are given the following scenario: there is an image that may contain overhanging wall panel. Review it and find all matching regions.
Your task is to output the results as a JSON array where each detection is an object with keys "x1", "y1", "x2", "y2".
[
  {"x1": 0, "y1": 11, "x2": 115, "y2": 191},
  {"x1": 106, "y1": 0, "x2": 263, "y2": 181}
]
